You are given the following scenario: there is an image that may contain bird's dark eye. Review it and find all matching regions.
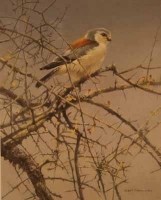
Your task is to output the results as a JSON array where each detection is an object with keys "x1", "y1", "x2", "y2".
[{"x1": 101, "y1": 33, "x2": 107, "y2": 37}]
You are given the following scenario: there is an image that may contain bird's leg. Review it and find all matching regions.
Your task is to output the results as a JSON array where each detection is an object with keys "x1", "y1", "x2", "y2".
[
  {"x1": 85, "y1": 73, "x2": 90, "y2": 79},
  {"x1": 78, "y1": 84, "x2": 82, "y2": 93}
]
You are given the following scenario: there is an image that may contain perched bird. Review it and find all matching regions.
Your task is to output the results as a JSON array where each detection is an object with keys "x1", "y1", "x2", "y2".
[{"x1": 35, "y1": 28, "x2": 111, "y2": 88}]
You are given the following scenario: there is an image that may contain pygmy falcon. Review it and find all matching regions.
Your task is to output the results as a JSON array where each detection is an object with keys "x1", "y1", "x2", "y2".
[{"x1": 36, "y1": 28, "x2": 111, "y2": 88}]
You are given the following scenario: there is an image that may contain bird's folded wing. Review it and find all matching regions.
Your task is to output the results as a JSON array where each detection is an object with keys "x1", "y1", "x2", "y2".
[{"x1": 40, "y1": 39, "x2": 99, "y2": 70}]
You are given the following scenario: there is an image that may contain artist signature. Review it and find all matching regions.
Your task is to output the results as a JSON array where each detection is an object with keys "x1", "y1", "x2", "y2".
[{"x1": 125, "y1": 189, "x2": 152, "y2": 192}]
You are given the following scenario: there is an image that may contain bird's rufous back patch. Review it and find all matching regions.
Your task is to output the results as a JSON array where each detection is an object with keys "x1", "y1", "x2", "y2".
[{"x1": 67, "y1": 38, "x2": 95, "y2": 50}]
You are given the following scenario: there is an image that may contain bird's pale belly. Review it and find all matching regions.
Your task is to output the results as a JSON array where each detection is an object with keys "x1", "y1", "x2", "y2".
[{"x1": 56, "y1": 44, "x2": 107, "y2": 78}]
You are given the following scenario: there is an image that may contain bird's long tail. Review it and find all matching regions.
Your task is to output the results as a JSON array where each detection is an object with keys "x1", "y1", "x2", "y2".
[
  {"x1": 35, "y1": 68, "x2": 58, "y2": 88},
  {"x1": 40, "y1": 62, "x2": 62, "y2": 70}
]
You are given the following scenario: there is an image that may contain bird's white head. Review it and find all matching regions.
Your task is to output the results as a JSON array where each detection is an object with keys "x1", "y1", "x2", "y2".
[{"x1": 85, "y1": 28, "x2": 112, "y2": 44}]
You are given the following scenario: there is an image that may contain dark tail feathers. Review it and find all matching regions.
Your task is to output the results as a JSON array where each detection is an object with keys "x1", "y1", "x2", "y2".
[
  {"x1": 40, "y1": 62, "x2": 62, "y2": 70},
  {"x1": 35, "y1": 69, "x2": 58, "y2": 88}
]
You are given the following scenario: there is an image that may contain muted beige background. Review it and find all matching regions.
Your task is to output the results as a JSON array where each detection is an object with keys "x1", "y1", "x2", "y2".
[{"x1": 1, "y1": 0, "x2": 161, "y2": 199}]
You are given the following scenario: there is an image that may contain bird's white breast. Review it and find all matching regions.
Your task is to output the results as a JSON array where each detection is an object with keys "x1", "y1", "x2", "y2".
[
  {"x1": 57, "y1": 43, "x2": 108, "y2": 78},
  {"x1": 83, "y1": 43, "x2": 107, "y2": 73}
]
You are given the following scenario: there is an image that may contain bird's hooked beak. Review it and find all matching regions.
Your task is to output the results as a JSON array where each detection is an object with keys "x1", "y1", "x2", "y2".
[{"x1": 107, "y1": 36, "x2": 112, "y2": 42}]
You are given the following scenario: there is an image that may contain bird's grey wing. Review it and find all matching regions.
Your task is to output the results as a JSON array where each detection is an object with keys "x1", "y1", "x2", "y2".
[
  {"x1": 40, "y1": 42, "x2": 99, "y2": 70},
  {"x1": 35, "y1": 42, "x2": 99, "y2": 88}
]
